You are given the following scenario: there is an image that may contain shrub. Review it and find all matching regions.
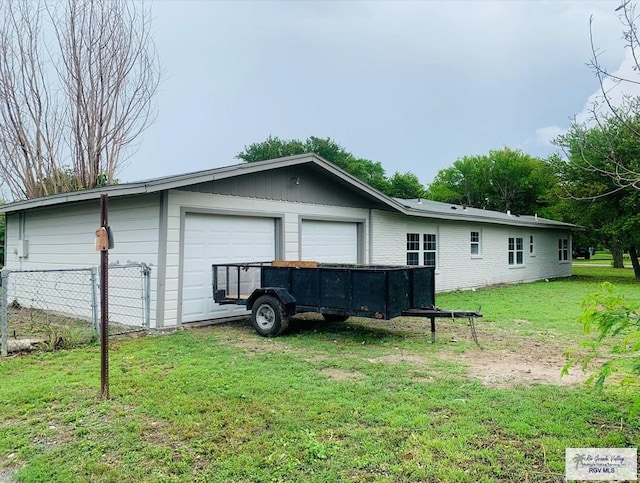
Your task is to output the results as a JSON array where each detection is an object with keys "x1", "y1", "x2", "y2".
[{"x1": 564, "y1": 282, "x2": 640, "y2": 416}]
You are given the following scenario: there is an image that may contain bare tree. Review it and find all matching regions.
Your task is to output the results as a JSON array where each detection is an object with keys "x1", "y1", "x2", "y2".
[
  {"x1": 0, "y1": 1, "x2": 63, "y2": 199},
  {"x1": 575, "y1": 1, "x2": 640, "y2": 190},
  {"x1": 0, "y1": 0, "x2": 159, "y2": 200}
]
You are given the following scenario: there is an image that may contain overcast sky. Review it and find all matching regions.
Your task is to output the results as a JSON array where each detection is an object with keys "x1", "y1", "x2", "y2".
[{"x1": 123, "y1": 0, "x2": 631, "y2": 187}]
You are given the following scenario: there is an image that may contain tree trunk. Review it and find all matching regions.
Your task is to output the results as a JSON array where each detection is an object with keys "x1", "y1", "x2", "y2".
[
  {"x1": 629, "y1": 246, "x2": 640, "y2": 281},
  {"x1": 610, "y1": 244, "x2": 625, "y2": 268}
]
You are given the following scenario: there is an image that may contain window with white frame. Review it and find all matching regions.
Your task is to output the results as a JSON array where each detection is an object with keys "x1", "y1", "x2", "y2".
[
  {"x1": 529, "y1": 235, "x2": 535, "y2": 256},
  {"x1": 407, "y1": 233, "x2": 420, "y2": 265},
  {"x1": 470, "y1": 231, "x2": 481, "y2": 256},
  {"x1": 406, "y1": 233, "x2": 437, "y2": 266},
  {"x1": 508, "y1": 237, "x2": 524, "y2": 266},
  {"x1": 558, "y1": 238, "x2": 569, "y2": 261},
  {"x1": 424, "y1": 234, "x2": 437, "y2": 266}
]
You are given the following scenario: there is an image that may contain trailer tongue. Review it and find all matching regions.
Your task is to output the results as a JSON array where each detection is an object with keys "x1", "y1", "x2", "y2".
[{"x1": 212, "y1": 262, "x2": 481, "y2": 344}]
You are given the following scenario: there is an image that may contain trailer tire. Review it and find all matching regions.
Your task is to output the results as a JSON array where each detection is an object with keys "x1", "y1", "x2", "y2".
[
  {"x1": 322, "y1": 314, "x2": 349, "y2": 323},
  {"x1": 251, "y1": 295, "x2": 289, "y2": 337}
]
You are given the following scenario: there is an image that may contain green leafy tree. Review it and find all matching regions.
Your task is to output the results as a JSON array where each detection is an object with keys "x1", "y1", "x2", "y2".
[
  {"x1": 386, "y1": 172, "x2": 425, "y2": 199},
  {"x1": 423, "y1": 167, "x2": 464, "y2": 206},
  {"x1": 553, "y1": 113, "x2": 640, "y2": 278},
  {"x1": 237, "y1": 136, "x2": 425, "y2": 199},
  {"x1": 34, "y1": 166, "x2": 117, "y2": 194},
  {"x1": 425, "y1": 148, "x2": 557, "y2": 215},
  {"x1": 235, "y1": 136, "x2": 306, "y2": 163},
  {"x1": 303, "y1": 137, "x2": 354, "y2": 171},
  {"x1": 563, "y1": 282, "x2": 640, "y2": 417},
  {"x1": 560, "y1": 3, "x2": 640, "y2": 412}
]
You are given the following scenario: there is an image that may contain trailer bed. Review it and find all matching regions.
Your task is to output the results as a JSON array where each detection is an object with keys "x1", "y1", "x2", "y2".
[{"x1": 212, "y1": 261, "x2": 480, "y2": 342}]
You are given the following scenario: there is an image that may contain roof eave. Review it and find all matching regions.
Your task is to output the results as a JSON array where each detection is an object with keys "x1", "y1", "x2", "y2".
[
  {"x1": 0, "y1": 153, "x2": 406, "y2": 214},
  {"x1": 0, "y1": 154, "x2": 576, "y2": 231},
  {"x1": 402, "y1": 207, "x2": 576, "y2": 229}
]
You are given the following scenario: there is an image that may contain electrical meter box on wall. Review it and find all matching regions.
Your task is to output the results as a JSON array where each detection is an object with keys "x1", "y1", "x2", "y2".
[
  {"x1": 95, "y1": 227, "x2": 114, "y2": 251},
  {"x1": 17, "y1": 239, "x2": 28, "y2": 258}
]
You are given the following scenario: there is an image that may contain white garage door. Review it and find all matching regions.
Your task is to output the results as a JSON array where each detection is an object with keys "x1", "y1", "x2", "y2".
[
  {"x1": 181, "y1": 214, "x2": 276, "y2": 323},
  {"x1": 301, "y1": 220, "x2": 358, "y2": 263}
]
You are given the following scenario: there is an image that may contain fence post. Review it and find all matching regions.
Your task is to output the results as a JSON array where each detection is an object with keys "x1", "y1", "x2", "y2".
[
  {"x1": 142, "y1": 263, "x2": 151, "y2": 329},
  {"x1": 1, "y1": 270, "x2": 9, "y2": 357},
  {"x1": 90, "y1": 267, "x2": 99, "y2": 337}
]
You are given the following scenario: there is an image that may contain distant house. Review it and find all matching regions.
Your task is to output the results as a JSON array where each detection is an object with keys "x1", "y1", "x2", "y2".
[{"x1": 0, "y1": 154, "x2": 575, "y2": 328}]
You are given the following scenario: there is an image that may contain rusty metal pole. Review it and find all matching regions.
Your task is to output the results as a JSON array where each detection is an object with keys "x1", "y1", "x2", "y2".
[{"x1": 100, "y1": 194, "x2": 109, "y2": 399}]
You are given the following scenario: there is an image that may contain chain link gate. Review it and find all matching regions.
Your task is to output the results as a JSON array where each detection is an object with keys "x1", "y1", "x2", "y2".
[
  {"x1": 1, "y1": 262, "x2": 151, "y2": 356},
  {"x1": 106, "y1": 262, "x2": 151, "y2": 335}
]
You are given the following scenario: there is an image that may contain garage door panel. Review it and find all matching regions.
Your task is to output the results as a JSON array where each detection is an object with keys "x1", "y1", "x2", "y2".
[
  {"x1": 181, "y1": 214, "x2": 275, "y2": 323},
  {"x1": 301, "y1": 220, "x2": 358, "y2": 264}
]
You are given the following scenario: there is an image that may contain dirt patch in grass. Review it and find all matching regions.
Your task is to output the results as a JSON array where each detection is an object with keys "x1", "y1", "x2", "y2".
[
  {"x1": 203, "y1": 317, "x2": 592, "y2": 388},
  {"x1": 321, "y1": 368, "x2": 363, "y2": 381},
  {"x1": 368, "y1": 354, "x2": 428, "y2": 365},
  {"x1": 453, "y1": 346, "x2": 589, "y2": 388},
  {"x1": 207, "y1": 322, "x2": 293, "y2": 355},
  {"x1": 439, "y1": 320, "x2": 592, "y2": 388},
  {"x1": 363, "y1": 318, "x2": 591, "y2": 387},
  {"x1": 227, "y1": 336, "x2": 290, "y2": 355},
  {"x1": 0, "y1": 466, "x2": 18, "y2": 483},
  {"x1": 366, "y1": 348, "x2": 587, "y2": 387},
  {"x1": 361, "y1": 325, "x2": 590, "y2": 388}
]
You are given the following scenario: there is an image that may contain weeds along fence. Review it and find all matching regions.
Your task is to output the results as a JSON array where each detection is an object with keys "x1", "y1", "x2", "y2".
[{"x1": 1, "y1": 263, "x2": 151, "y2": 356}]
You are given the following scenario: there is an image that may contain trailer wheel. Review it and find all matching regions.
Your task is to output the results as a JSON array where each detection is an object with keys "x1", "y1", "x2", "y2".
[
  {"x1": 251, "y1": 295, "x2": 289, "y2": 337},
  {"x1": 322, "y1": 314, "x2": 349, "y2": 323}
]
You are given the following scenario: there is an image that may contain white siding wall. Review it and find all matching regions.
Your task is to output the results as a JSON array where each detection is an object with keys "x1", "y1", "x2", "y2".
[
  {"x1": 165, "y1": 190, "x2": 370, "y2": 325},
  {"x1": 370, "y1": 210, "x2": 572, "y2": 292},
  {"x1": 4, "y1": 196, "x2": 161, "y2": 326},
  {"x1": 3, "y1": 190, "x2": 574, "y2": 330}
]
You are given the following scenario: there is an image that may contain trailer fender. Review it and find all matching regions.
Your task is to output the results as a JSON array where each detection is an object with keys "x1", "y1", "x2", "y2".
[{"x1": 247, "y1": 288, "x2": 297, "y2": 316}]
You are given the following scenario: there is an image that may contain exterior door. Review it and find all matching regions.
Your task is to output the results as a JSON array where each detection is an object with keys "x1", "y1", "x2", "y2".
[
  {"x1": 181, "y1": 213, "x2": 276, "y2": 322},
  {"x1": 301, "y1": 220, "x2": 359, "y2": 263}
]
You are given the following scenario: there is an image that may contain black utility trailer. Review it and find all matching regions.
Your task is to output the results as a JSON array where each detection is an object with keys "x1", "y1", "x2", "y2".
[{"x1": 212, "y1": 261, "x2": 481, "y2": 342}]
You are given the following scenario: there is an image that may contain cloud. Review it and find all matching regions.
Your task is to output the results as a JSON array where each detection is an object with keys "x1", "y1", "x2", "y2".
[
  {"x1": 575, "y1": 49, "x2": 640, "y2": 124},
  {"x1": 535, "y1": 125, "x2": 565, "y2": 147},
  {"x1": 129, "y1": 1, "x2": 630, "y2": 185},
  {"x1": 533, "y1": 42, "x2": 640, "y2": 149}
]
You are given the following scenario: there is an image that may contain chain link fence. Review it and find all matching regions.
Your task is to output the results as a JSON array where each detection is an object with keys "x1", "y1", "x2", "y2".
[
  {"x1": 108, "y1": 263, "x2": 152, "y2": 334},
  {"x1": 1, "y1": 262, "x2": 151, "y2": 356}
]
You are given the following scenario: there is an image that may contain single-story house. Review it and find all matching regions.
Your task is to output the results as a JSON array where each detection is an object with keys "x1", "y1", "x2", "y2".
[{"x1": 0, "y1": 153, "x2": 575, "y2": 329}]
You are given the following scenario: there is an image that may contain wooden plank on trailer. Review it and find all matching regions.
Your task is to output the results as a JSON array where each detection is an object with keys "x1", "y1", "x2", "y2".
[{"x1": 272, "y1": 260, "x2": 318, "y2": 268}]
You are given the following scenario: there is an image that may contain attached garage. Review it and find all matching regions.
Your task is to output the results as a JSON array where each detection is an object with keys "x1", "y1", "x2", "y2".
[
  {"x1": 300, "y1": 219, "x2": 361, "y2": 264},
  {"x1": 180, "y1": 213, "x2": 278, "y2": 322},
  {"x1": 1, "y1": 153, "x2": 575, "y2": 330}
]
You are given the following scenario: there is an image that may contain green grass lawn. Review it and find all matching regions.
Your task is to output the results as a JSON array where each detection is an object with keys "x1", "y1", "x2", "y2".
[
  {"x1": 572, "y1": 249, "x2": 633, "y2": 266},
  {"x1": 0, "y1": 267, "x2": 638, "y2": 482}
]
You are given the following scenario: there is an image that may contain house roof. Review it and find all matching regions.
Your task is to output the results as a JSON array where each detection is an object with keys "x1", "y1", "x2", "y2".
[
  {"x1": 397, "y1": 198, "x2": 574, "y2": 228},
  {"x1": 0, "y1": 153, "x2": 574, "y2": 230},
  {"x1": 0, "y1": 153, "x2": 392, "y2": 211}
]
